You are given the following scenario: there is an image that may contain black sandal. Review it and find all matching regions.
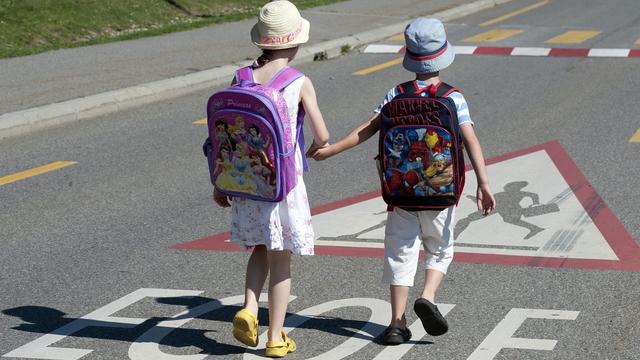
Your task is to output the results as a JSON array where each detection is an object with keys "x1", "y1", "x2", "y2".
[
  {"x1": 414, "y1": 298, "x2": 448, "y2": 336},
  {"x1": 383, "y1": 325, "x2": 412, "y2": 345}
]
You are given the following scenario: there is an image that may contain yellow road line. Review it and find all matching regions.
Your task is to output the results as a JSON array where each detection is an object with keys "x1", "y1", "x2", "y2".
[
  {"x1": 193, "y1": 118, "x2": 207, "y2": 125},
  {"x1": 545, "y1": 30, "x2": 601, "y2": 44},
  {"x1": 463, "y1": 29, "x2": 524, "y2": 42},
  {"x1": 353, "y1": 57, "x2": 403, "y2": 76},
  {"x1": 630, "y1": 128, "x2": 640, "y2": 143},
  {"x1": 0, "y1": 161, "x2": 78, "y2": 186},
  {"x1": 480, "y1": 0, "x2": 550, "y2": 27},
  {"x1": 387, "y1": 34, "x2": 404, "y2": 41},
  {"x1": 635, "y1": 37, "x2": 640, "y2": 45}
]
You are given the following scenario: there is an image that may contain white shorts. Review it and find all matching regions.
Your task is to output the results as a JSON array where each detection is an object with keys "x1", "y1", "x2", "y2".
[{"x1": 382, "y1": 207, "x2": 455, "y2": 286}]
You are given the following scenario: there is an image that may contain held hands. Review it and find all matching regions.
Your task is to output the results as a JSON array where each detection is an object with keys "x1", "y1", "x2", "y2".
[
  {"x1": 476, "y1": 183, "x2": 496, "y2": 216},
  {"x1": 213, "y1": 188, "x2": 231, "y2": 208},
  {"x1": 306, "y1": 141, "x2": 333, "y2": 161}
]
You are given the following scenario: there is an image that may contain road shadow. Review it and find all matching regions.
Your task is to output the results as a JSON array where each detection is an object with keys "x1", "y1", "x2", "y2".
[{"x1": 3, "y1": 295, "x2": 392, "y2": 356}]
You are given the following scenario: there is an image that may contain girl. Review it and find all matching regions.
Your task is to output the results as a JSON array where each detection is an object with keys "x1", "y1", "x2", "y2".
[{"x1": 212, "y1": 1, "x2": 329, "y2": 357}]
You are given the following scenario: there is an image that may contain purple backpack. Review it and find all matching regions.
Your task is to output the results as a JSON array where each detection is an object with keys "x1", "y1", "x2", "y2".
[{"x1": 203, "y1": 66, "x2": 307, "y2": 202}]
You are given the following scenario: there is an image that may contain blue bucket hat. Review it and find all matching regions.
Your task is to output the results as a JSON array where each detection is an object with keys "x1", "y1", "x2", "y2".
[{"x1": 402, "y1": 17, "x2": 455, "y2": 74}]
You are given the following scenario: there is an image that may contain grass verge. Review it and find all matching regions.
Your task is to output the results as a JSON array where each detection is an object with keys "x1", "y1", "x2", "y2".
[{"x1": 0, "y1": 0, "x2": 345, "y2": 59}]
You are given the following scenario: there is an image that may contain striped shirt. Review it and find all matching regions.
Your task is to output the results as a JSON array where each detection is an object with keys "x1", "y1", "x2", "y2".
[{"x1": 373, "y1": 80, "x2": 473, "y2": 126}]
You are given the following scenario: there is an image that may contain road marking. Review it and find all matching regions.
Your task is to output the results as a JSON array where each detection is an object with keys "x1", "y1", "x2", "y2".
[
  {"x1": 630, "y1": 128, "x2": 640, "y2": 143},
  {"x1": 386, "y1": 33, "x2": 404, "y2": 41},
  {"x1": 363, "y1": 44, "x2": 405, "y2": 54},
  {"x1": 130, "y1": 293, "x2": 297, "y2": 360},
  {"x1": 352, "y1": 57, "x2": 403, "y2": 76},
  {"x1": 468, "y1": 308, "x2": 579, "y2": 360},
  {"x1": 0, "y1": 161, "x2": 77, "y2": 186},
  {"x1": 587, "y1": 48, "x2": 630, "y2": 57},
  {"x1": 545, "y1": 30, "x2": 601, "y2": 44},
  {"x1": 511, "y1": 47, "x2": 552, "y2": 56},
  {"x1": 463, "y1": 29, "x2": 525, "y2": 42},
  {"x1": 364, "y1": 44, "x2": 640, "y2": 58},
  {"x1": 453, "y1": 45, "x2": 478, "y2": 54},
  {"x1": 4, "y1": 288, "x2": 202, "y2": 360},
  {"x1": 193, "y1": 118, "x2": 207, "y2": 125},
  {"x1": 177, "y1": 141, "x2": 640, "y2": 272},
  {"x1": 480, "y1": 0, "x2": 550, "y2": 26},
  {"x1": 635, "y1": 37, "x2": 640, "y2": 45},
  {"x1": 6, "y1": 288, "x2": 458, "y2": 360}
]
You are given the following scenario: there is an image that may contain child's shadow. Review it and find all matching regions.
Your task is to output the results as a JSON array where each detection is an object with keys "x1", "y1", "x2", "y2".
[
  {"x1": 3, "y1": 296, "x2": 246, "y2": 356},
  {"x1": 4, "y1": 296, "x2": 423, "y2": 356}
]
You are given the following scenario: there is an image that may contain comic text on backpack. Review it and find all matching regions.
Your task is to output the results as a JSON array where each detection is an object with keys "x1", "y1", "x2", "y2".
[
  {"x1": 378, "y1": 81, "x2": 465, "y2": 210},
  {"x1": 203, "y1": 66, "x2": 306, "y2": 202}
]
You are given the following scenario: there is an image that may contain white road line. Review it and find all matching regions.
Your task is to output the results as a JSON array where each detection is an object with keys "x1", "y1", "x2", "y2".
[
  {"x1": 587, "y1": 48, "x2": 631, "y2": 57},
  {"x1": 454, "y1": 46, "x2": 478, "y2": 55},
  {"x1": 364, "y1": 44, "x2": 404, "y2": 53},
  {"x1": 511, "y1": 47, "x2": 551, "y2": 56}
]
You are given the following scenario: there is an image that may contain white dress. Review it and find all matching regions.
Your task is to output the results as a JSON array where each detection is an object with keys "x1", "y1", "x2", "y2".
[{"x1": 229, "y1": 76, "x2": 315, "y2": 255}]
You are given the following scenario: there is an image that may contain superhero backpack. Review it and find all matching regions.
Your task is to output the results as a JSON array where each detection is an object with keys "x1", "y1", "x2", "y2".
[
  {"x1": 202, "y1": 66, "x2": 307, "y2": 202},
  {"x1": 378, "y1": 81, "x2": 465, "y2": 210}
]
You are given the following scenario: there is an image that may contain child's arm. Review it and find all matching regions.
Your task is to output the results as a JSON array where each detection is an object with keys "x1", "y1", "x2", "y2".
[
  {"x1": 460, "y1": 123, "x2": 495, "y2": 215},
  {"x1": 300, "y1": 77, "x2": 330, "y2": 148},
  {"x1": 309, "y1": 113, "x2": 381, "y2": 160}
]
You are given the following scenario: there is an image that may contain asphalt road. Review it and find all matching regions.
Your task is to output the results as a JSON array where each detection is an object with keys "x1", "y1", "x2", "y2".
[{"x1": 1, "y1": 0, "x2": 639, "y2": 359}]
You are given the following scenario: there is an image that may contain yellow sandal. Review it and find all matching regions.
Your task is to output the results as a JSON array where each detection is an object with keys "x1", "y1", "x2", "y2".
[
  {"x1": 265, "y1": 331, "x2": 296, "y2": 358},
  {"x1": 232, "y1": 308, "x2": 258, "y2": 347}
]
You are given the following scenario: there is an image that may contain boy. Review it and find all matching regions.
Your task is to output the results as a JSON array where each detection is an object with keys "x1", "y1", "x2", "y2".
[{"x1": 308, "y1": 17, "x2": 495, "y2": 345}]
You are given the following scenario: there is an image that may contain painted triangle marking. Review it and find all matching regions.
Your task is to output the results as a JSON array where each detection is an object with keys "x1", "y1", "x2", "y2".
[{"x1": 174, "y1": 141, "x2": 640, "y2": 271}]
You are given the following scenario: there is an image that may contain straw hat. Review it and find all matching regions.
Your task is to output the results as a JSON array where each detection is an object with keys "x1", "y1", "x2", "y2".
[
  {"x1": 402, "y1": 17, "x2": 455, "y2": 73},
  {"x1": 251, "y1": 1, "x2": 310, "y2": 50}
]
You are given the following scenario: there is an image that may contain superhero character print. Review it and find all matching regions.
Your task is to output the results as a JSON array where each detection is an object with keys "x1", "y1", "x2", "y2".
[{"x1": 383, "y1": 126, "x2": 454, "y2": 197}]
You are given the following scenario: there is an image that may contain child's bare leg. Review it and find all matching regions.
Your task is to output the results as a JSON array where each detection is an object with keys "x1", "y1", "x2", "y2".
[
  {"x1": 244, "y1": 245, "x2": 268, "y2": 315},
  {"x1": 419, "y1": 269, "x2": 444, "y2": 303},
  {"x1": 390, "y1": 285, "x2": 410, "y2": 327},
  {"x1": 267, "y1": 249, "x2": 291, "y2": 342}
]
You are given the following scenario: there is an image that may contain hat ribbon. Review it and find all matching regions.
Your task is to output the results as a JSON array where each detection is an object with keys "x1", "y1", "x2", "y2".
[
  {"x1": 260, "y1": 21, "x2": 302, "y2": 45},
  {"x1": 406, "y1": 42, "x2": 448, "y2": 61}
]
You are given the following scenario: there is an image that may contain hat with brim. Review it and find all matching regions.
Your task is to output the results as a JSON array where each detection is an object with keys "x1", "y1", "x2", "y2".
[
  {"x1": 251, "y1": 1, "x2": 310, "y2": 50},
  {"x1": 402, "y1": 17, "x2": 455, "y2": 73}
]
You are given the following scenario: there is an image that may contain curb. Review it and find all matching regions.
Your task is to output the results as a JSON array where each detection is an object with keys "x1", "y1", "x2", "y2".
[{"x1": 0, "y1": 0, "x2": 514, "y2": 139}]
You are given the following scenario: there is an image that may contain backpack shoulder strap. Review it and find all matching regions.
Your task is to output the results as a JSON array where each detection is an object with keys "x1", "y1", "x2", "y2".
[
  {"x1": 235, "y1": 66, "x2": 254, "y2": 83},
  {"x1": 434, "y1": 82, "x2": 459, "y2": 98},
  {"x1": 267, "y1": 66, "x2": 304, "y2": 91},
  {"x1": 396, "y1": 81, "x2": 418, "y2": 96}
]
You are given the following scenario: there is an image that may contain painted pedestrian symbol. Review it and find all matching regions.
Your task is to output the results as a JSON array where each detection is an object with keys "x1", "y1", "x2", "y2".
[
  {"x1": 176, "y1": 141, "x2": 640, "y2": 271},
  {"x1": 455, "y1": 181, "x2": 560, "y2": 240}
]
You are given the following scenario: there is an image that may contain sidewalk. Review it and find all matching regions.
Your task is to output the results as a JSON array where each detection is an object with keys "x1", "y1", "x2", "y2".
[{"x1": 0, "y1": 0, "x2": 510, "y2": 137}]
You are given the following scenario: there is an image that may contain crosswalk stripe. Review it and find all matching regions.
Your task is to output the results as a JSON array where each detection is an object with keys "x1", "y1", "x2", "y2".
[
  {"x1": 0, "y1": 161, "x2": 78, "y2": 186},
  {"x1": 511, "y1": 47, "x2": 551, "y2": 56},
  {"x1": 453, "y1": 46, "x2": 478, "y2": 55},
  {"x1": 193, "y1": 118, "x2": 207, "y2": 125},
  {"x1": 463, "y1": 29, "x2": 525, "y2": 42},
  {"x1": 545, "y1": 30, "x2": 601, "y2": 44},
  {"x1": 363, "y1": 44, "x2": 404, "y2": 54},
  {"x1": 630, "y1": 129, "x2": 640, "y2": 143},
  {"x1": 588, "y1": 48, "x2": 631, "y2": 57}
]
